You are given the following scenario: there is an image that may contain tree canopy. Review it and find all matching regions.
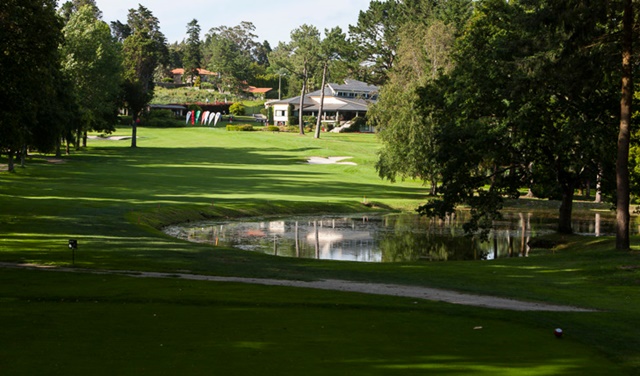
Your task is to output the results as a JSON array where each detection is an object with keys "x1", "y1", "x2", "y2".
[
  {"x1": 61, "y1": 5, "x2": 122, "y2": 146},
  {"x1": 119, "y1": 5, "x2": 167, "y2": 147},
  {"x1": 0, "y1": 0, "x2": 64, "y2": 171},
  {"x1": 383, "y1": 0, "x2": 623, "y2": 237},
  {"x1": 183, "y1": 19, "x2": 202, "y2": 85}
]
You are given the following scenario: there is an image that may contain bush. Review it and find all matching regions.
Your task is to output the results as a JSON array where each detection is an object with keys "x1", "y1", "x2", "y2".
[
  {"x1": 267, "y1": 106, "x2": 274, "y2": 125},
  {"x1": 263, "y1": 126, "x2": 279, "y2": 132},
  {"x1": 200, "y1": 82, "x2": 215, "y2": 90},
  {"x1": 287, "y1": 104, "x2": 296, "y2": 126},
  {"x1": 226, "y1": 124, "x2": 254, "y2": 131},
  {"x1": 229, "y1": 102, "x2": 246, "y2": 116},
  {"x1": 278, "y1": 125, "x2": 299, "y2": 133},
  {"x1": 143, "y1": 109, "x2": 184, "y2": 128},
  {"x1": 118, "y1": 115, "x2": 132, "y2": 126}
]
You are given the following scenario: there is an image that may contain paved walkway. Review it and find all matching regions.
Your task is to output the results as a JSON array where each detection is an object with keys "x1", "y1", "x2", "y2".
[{"x1": 0, "y1": 262, "x2": 596, "y2": 312}]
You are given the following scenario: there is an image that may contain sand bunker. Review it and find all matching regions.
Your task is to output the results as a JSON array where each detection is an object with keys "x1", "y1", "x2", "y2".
[
  {"x1": 307, "y1": 156, "x2": 357, "y2": 165},
  {"x1": 87, "y1": 135, "x2": 133, "y2": 141}
]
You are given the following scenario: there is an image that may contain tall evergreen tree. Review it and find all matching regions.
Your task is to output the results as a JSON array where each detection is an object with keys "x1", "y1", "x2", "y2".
[
  {"x1": 120, "y1": 5, "x2": 166, "y2": 148},
  {"x1": 348, "y1": 0, "x2": 403, "y2": 85},
  {"x1": 183, "y1": 19, "x2": 202, "y2": 86}
]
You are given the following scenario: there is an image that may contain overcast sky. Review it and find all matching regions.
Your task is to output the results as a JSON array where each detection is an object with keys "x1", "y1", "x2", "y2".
[{"x1": 88, "y1": 0, "x2": 371, "y2": 46}]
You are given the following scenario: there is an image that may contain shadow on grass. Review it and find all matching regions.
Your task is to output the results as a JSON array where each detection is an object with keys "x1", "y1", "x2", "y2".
[{"x1": 2, "y1": 146, "x2": 427, "y2": 209}]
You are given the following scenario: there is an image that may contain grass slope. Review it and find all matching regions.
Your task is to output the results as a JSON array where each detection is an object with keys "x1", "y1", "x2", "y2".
[{"x1": 1, "y1": 127, "x2": 639, "y2": 374}]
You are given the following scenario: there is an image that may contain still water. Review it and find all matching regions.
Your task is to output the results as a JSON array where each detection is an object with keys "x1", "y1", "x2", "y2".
[{"x1": 164, "y1": 212, "x2": 627, "y2": 263}]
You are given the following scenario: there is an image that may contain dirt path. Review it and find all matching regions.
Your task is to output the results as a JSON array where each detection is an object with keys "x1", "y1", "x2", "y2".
[{"x1": 0, "y1": 262, "x2": 595, "y2": 312}]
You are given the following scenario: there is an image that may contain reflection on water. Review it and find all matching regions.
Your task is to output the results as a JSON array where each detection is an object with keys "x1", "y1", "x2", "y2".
[{"x1": 164, "y1": 212, "x2": 626, "y2": 263}]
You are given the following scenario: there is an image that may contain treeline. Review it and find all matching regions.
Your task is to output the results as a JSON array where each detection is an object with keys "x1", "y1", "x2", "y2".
[
  {"x1": 370, "y1": 0, "x2": 638, "y2": 247},
  {"x1": 0, "y1": 0, "x2": 429, "y2": 167}
]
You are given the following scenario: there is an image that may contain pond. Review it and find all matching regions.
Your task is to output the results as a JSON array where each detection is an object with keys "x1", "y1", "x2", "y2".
[{"x1": 163, "y1": 211, "x2": 632, "y2": 263}]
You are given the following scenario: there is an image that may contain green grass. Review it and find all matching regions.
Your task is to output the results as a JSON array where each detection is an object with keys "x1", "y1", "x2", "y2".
[{"x1": 1, "y1": 126, "x2": 639, "y2": 375}]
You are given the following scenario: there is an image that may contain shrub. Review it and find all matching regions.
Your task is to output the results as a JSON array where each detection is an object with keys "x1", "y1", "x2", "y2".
[
  {"x1": 226, "y1": 124, "x2": 254, "y2": 131},
  {"x1": 267, "y1": 106, "x2": 274, "y2": 125},
  {"x1": 263, "y1": 126, "x2": 279, "y2": 132},
  {"x1": 200, "y1": 82, "x2": 215, "y2": 90},
  {"x1": 118, "y1": 115, "x2": 132, "y2": 126},
  {"x1": 144, "y1": 109, "x2": 184, "y2": 128},
  {"x1": 278, "y1": 125, "x2": 299, "y2": 133},
  {"x1": 287, "y1": 104, "x2": 296, "y2": 126},
  {"x1": 229, "y1": 102, "x2": 246, "y2": 116}
]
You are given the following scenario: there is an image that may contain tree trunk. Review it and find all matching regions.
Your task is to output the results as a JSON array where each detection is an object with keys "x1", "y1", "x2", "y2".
[
  {"x1": 82, "y1": 131, "x2": 87, "y2": 148},
  {"x1": 616, "y1": 0, "x2": 633, "y2": 250},
  {"x1": 131, "y1": 112, "x2": 138, "y2": 148},
  {"x1": 595, "y1": 165, "x2": 602, "y2": 203},
  {"x1": 558, "y1": 183, "x2": 574, "y2": 234},
  {"x1": 298, "y1": 63, "x2": 307, "y2": 135},
  {"x1": 20, "y1": 144, "x2": 26, "y2": 168},
  {"x1": 315, "y1": 62, "x2": 328, "y2": 139},
  {"x1": 430, "y1": 177, "x2": 438, "y2": 196},
  {"x1": 55, "y1": 137, "x2": 62, "y2": 158},
  {"x1": 7, "y1": 149, "x2": 15, "y2": 173},
  {"x1": 75, "y1": 127, "x2": 81, "y2": 150}
]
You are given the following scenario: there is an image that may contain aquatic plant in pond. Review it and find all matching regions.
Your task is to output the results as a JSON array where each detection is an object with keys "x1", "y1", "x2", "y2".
[{"x1": 165, "y1": 211, "x2": 629, "y2": 262}]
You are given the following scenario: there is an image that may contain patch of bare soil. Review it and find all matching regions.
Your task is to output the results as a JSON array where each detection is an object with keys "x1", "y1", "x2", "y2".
[
  {"x1": 0, "y1": 262, "x2": 596, "y2": 312},
  {"x1": 44, "y1": 157, "x2": 66, "y2": 164}
]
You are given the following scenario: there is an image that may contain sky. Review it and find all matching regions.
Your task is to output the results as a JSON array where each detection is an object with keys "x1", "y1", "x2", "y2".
[{"x1": 89, "y1": 0, "x2": 372, "y2": 46}]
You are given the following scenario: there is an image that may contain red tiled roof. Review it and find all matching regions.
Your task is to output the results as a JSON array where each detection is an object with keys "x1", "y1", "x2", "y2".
[
  {"x1": 171, "y1": 68, "x2": 217, "y2": 76},
  {"x1": 245, "y1": 86, "x2": 272, "y2": 94}
]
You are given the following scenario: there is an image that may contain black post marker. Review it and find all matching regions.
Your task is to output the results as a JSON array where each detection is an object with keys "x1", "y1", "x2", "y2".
[{"x1": 68, "y1": 239, "x2": 78, "y2": 265}]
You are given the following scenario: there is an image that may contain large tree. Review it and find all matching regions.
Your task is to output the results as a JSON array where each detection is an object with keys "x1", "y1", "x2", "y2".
[
  {"x1": 119, "y1": 5, "x2": 166, "y2": 148},
  {"x1": 373, "y1": 19, "x2": 457, "y2": 195},
  {"x1": 373, "y1": 0, "x2": 469, "y2": 193},
  {"x1": 0, "y1": 0, "x2": 63, "y2": 171},
  {"x1": 183, "y1": 19, "x2": 202, "y2": 85},
  {"x1": 269, "y1": 25, "x2": 321, "y2": 135},
  {"x1": 58, "y1": 0, "x2": 101, "y2": 22},
  {"x1": 60, "y1": 5, "x2": 122, "y2": 148},
  {"x1": 616, "y1": 0, "x2": 633, "y2": 250},
  {"x1": 204, "y1": 21, "x2": 261, "y2": 92},
  {"x1": 314, "y1": 27, "x2": 350, "y2": 139},
  {"x1": 415, "y1": 0, "x2": 619, "y2": 236},
  {"x1": 348, "y1": 0, "x2": 404, "y2": 85}
]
